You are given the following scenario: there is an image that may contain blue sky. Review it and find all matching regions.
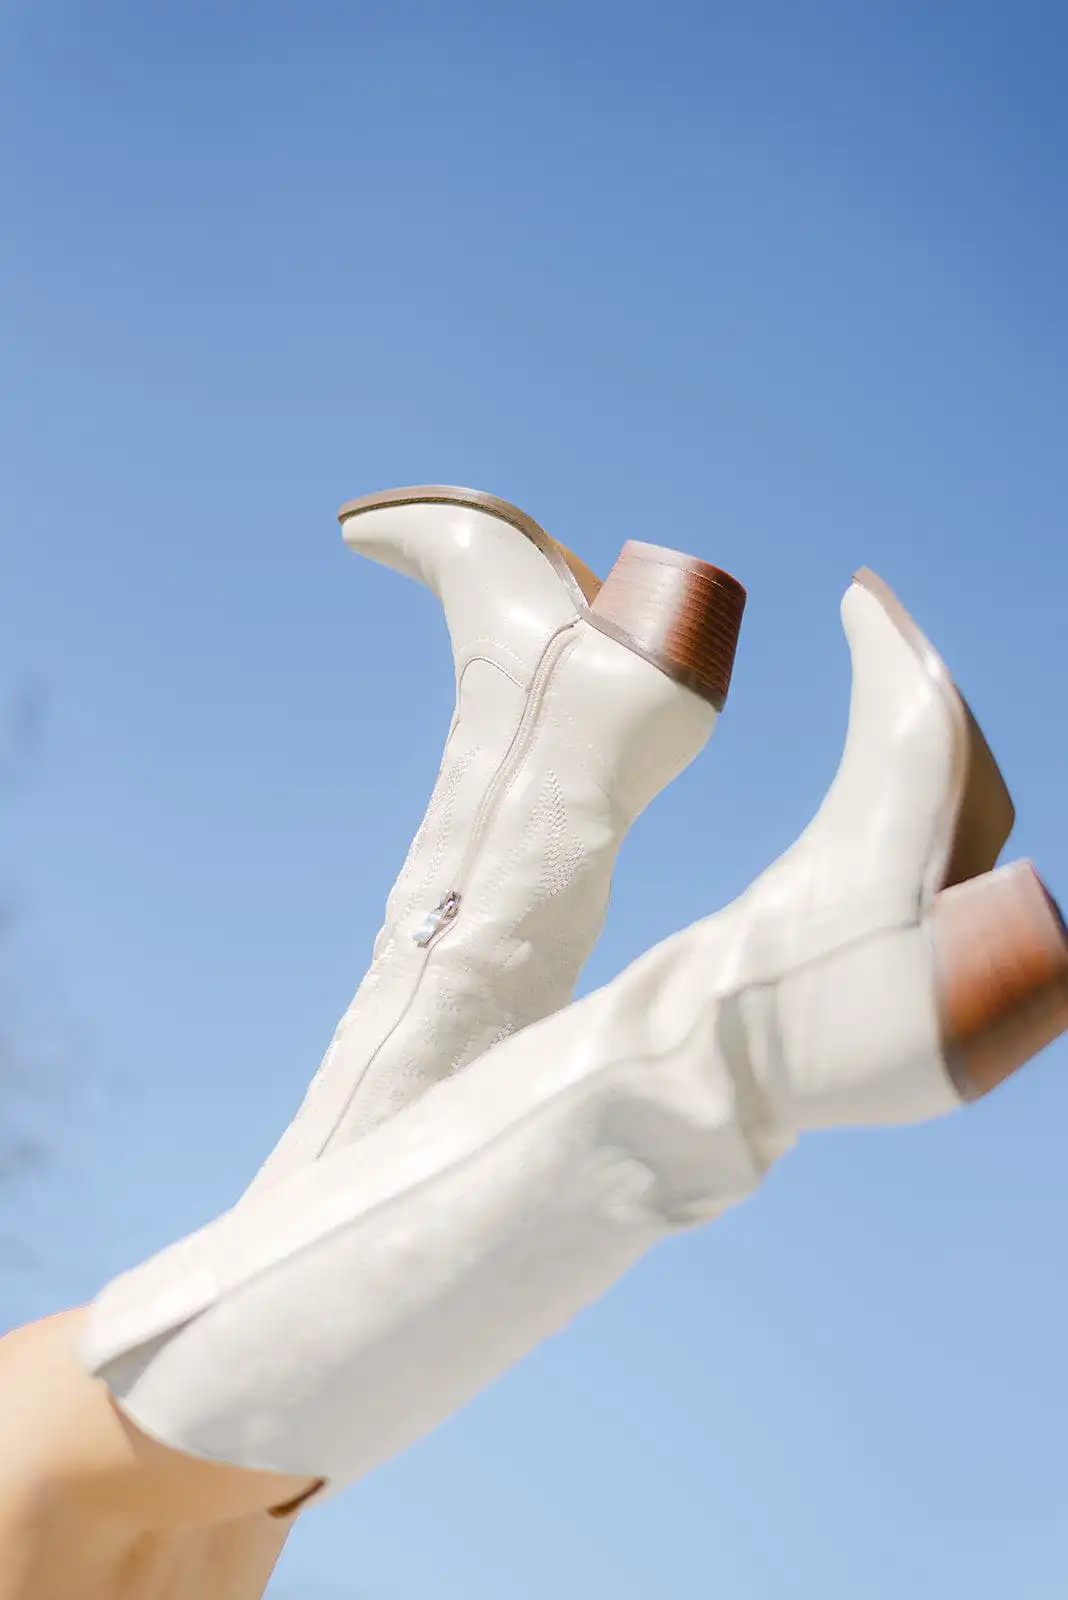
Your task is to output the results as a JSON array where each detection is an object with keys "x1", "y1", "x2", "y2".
[{"x1": 3, "y1": 2, "x2": 1067, "y2": 1595}]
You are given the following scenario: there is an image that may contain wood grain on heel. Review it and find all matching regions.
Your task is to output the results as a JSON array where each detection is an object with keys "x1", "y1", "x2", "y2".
[
  {"x1": 588, "y1": 540, "x2": 747, "y2": 709},
  {"x1": 933, "y1": 860, "x2": 1068, "y2": 1101}
]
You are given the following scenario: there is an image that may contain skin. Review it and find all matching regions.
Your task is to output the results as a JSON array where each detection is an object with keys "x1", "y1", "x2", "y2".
[{"x1": 0, "y1": 1308, "x2": 315, "y2": 1600}]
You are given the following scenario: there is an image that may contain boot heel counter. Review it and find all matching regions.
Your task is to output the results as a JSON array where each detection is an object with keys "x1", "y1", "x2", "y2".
[
  {"x1": 587, "y1": 541, "x2": 746, "y2": 711},
  {"x1": 933, "y1": 860, "x2": 1068, "y2": 1100}
]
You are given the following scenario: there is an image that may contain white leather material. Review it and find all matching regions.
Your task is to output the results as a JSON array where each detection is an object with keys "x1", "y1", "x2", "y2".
[
  {"x1": 81, "y1": 575, "x2": 968, "y2": 1485},
  {"x1": 247, "y1": 502, "x2": 718, "y2": 1186},
  {"x1": 340, "y1": 501, "x2": 580, "y2": 689},
  {"x1": 653, "y1": 579, "x2": 965, "y2": 1131},
  {"x1": 80, "y1": 937, "x2": 782, "y2": 1486}
]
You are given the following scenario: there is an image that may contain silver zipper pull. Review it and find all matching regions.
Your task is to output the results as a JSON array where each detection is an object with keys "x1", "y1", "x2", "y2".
[{"x1": 412, "y1": 891, "x2": 461, "y2": 948}]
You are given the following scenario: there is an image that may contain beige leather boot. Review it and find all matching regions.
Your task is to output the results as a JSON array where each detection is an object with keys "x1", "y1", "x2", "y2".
[
  {"x1": 82, "y1": 567, "x2": 1065, "y2": 1499},
  {"x1": 247, "y1": 486, "x2": 746, "y2": 1188}
]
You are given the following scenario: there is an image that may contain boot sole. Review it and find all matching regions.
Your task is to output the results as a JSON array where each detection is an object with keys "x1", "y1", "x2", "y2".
[
  {"x1": 853, "y1": 566, "x2": 1015, "y2": 892},
  {"x1": 338, "y1": 484, "x2": 604, "y2": 607},
  {"x1": 339, "y1": 486, "x2": 747, "y2": 711},
  {"x1": 854, "y1": 568, "x2": 1066, "y2": 1098}
]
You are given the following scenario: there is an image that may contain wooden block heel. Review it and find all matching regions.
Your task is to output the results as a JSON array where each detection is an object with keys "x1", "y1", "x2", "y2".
[
  {"x1": 933, "y1": 860, "x2": 1068, "y2": 1100},
  {"x1": 587, "y1": 540, "x2": 747, "y2": 710},
  {"x1": 337, "y1": 491, "x2": 747, "y2": 706}
]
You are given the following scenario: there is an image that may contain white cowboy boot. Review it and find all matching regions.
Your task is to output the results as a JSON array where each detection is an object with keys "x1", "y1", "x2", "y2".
[
  {"x1": 246, "y1": 486, "x2": 747, "y2": 1188},
  {"x1": 82, "y1": 568, "x2": 1066, "y2": 1496}
]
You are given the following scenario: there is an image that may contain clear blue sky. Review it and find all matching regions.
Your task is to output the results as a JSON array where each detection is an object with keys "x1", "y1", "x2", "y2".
[{"x1": 3, "y1": 3, "x2": 1067, "y2": 1595}]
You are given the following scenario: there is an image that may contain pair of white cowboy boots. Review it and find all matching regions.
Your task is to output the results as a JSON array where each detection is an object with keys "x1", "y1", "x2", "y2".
[{"x1": 81, "y1": 488, "x2": 1068, "y2": 1504}]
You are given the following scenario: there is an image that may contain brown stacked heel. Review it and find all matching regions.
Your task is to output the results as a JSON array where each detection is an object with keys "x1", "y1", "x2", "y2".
[
  {"x1": 336, "y1": 490, "x2": 746, "y2": 708},
  {"x1": 588, "y1": 540, "x2": 748, "y2": 711},
  {"x1": 933, "y1": 861, "x2": 1068, "y2": 1101}
]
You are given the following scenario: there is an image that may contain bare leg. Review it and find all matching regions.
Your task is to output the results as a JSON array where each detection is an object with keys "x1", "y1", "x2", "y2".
[{"x1": 0, "y1": 1309, "x2": 314, "y2": 1600}]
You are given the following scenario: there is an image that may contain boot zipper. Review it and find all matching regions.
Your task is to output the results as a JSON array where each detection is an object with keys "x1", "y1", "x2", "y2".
[
  {"x1": 413, "y1": 891, "x2": 461, "y2": 948},
  {"x1": 410, "y1": 619, "x2": 581, "y2": 951},
  {"x1": 318, "y1": 618, "x2": 582, "y2": 1156}
]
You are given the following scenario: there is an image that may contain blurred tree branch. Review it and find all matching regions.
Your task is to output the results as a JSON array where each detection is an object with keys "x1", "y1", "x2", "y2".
[{"x1": 0, "y1": 681, "x2": 48, "y2": 1189}]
